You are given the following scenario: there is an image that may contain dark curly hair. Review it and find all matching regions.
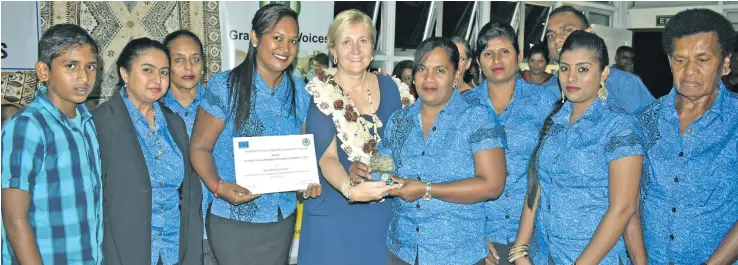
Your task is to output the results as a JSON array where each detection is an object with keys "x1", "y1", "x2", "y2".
[{"x1": 662, "y1": 8, "x2": 735, "y2": 59}]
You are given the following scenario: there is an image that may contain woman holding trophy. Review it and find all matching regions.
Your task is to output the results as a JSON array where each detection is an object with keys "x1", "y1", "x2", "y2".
[{"x1": 367, "y1": 37, "x2": 508, "y2": 265}]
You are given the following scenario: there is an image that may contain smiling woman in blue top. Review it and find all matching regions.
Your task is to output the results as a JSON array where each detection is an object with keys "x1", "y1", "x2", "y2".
[
  {"x1": 637, "y1": 9, "x2": 738, "y2": 265},
  {"x1": 544, "y1": 6, "x2": 654, "y2": 114},
  {"x1": 377, "y1": 37, "x2": 508, "y2": 265},
  {"x1": 462, "y1": 20, "x2": 558, "y2": 265},
  {"x1": 188, "y1": 4, "x2": 321, "y2": 265},
  {"x1": 511, "y1": 31, "x2": 647, "y2": 265},
  {"x1": 93, "y1": 38, "x2": 204, "y2": 265}
]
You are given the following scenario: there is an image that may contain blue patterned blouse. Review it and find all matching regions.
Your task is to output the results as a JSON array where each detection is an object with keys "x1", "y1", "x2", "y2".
[
  {"x1": 464, "y1": 77, "x2": 559, "y2": 244},
  {"x1": 382, "y1": 90, "x2": 507, "y2": 265},
  {"x1": 636, "y1": 83, "x2": 738, "y2": 265},
  {"x1": 531, "y1": 98, "x2": 644, "y2": 265},
  {"x1": 122, "y1": 90, "x2": 184, "y2": 265},
  {"x1": 200, "y1": 70, "x2": 309, "y2": 223}
]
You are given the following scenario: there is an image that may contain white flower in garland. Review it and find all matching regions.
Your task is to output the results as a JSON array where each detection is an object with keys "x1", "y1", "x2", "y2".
[{"x1": 306, "y1": 68, "x2": 414, "y2": 163}]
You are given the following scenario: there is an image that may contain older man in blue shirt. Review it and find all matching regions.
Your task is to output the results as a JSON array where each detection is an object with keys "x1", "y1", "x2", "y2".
[
  {"x1": 637, "y1": 9, "x2": 738, "y2": 265},
  {"x1": 543, "y1": 6, "x2": 655, "y2": 114}
]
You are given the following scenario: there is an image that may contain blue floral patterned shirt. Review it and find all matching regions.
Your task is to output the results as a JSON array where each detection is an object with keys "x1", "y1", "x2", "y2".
[
  {"x1": 636, "y1": 83, "x2": 738, "y2": 265},
  {"x1": 382, "y1": 90, "x2": 507, "y2": 265},
  {"x1": 161, "y1": 84, "x2": 212, "y2": 240},
  {"x1": 200, "y1": 70, "x2": 309, "y2": 223},
  {"x1": 532, "y1": 98, "x2": 644, "y2": 265},
  {"x1": 548, "y1": 68, "x2": 654, "y2": 114},
  {"x1": 464, "y1": 78, "x2": 559, "y2": 244},
  {"x1": 122, "y1": 90, "x2": 184, "y2": 265}
]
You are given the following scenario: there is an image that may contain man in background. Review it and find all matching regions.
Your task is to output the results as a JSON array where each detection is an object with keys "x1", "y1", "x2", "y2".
[{"x1": 613, "y1": 45, "x2": 635, "y2": 74}]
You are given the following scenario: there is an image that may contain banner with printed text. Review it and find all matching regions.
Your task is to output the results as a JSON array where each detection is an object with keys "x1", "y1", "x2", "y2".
[
  {"x1": 1, "y1": 1, "x2": 41, "y2": 71},
  {"x1": 220, "y1": 1, "x2": 334, "y2": 80}
]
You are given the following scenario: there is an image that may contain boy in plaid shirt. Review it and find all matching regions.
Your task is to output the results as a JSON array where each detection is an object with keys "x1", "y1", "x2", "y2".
[{"x1": 2, "y1": 24, "x2": 103, "y2": 265}]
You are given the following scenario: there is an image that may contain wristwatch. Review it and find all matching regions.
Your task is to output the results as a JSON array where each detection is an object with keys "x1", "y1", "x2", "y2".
[{"x1": 422, "y1": 182, "x2": 432, "y2": 201}]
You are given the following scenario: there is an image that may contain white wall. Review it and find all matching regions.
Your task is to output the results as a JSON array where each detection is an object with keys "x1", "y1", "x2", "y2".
[{"x1": 627, "y1": 4, "x2": 738, "y2": 29}]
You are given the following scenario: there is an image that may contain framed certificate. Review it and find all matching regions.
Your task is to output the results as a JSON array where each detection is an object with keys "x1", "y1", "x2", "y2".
[{"x1": 232, "y1": 134, "x2": 319, "y2": 194}]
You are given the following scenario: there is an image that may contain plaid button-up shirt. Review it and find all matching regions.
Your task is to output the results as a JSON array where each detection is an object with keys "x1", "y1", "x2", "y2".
[{"x1": 2, "y1": 86, "x2": 103, "y2": 265}]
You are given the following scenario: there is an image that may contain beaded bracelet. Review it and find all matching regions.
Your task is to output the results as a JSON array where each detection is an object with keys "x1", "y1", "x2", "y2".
[{"x1": 213, "y1": 179, "x2": 223, "y2": 198}]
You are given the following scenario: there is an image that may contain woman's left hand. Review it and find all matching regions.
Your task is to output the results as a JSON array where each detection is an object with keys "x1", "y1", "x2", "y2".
[
  {"x1": 299, "y1": 183, "x2": 322, "y2": 200},
  {"x1": 388, "y1": 177, "x2": 425, "y2": 202}
]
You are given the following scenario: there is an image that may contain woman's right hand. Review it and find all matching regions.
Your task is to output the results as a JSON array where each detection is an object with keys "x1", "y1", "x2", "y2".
[
  {"x1": 348, "y1": 161, "x2": 372, "y2": 184},
  {"x1": 217, "y1": 182, "x2": 260, "y2": 206},
  {"x1": 349, "y1": 181, "x2": 401, "y2": 202}
]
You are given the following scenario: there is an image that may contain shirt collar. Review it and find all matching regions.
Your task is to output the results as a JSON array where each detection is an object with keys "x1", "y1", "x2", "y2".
[
  {"x1": 120, "y1": 87, "x2": 168, "y2": 131},
  {"x1": 162, "y1": 82, "x2": 205, "y2": 110},
  {"x1": 253, "y1": 70, "x2": 290, "y2": 94},
  {"x1": 662, "y1": 81, "x2": 728, "y2": 123},
  {"x1": 410, "y1": 89, "x2": 467, "y2": 121},
  {"x1": 470, "y1": 78, "x2": 525, "y2": 106},
  {"x1": 35, "y1": 86, "x2": 93, "y2": 124},
  {"x1": 552, "y1": 97, "x2": 607, "y2": 126}
]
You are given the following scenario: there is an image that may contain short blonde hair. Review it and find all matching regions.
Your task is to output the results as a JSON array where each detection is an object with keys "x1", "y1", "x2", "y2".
[{"x1": 327, "y1": 10, "x2": 377, "y2": 50}]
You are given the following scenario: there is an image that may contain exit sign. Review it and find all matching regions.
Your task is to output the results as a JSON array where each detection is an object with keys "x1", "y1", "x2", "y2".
[{"x1": 656, "y1": 15, "x2": 673, "y2": 26}]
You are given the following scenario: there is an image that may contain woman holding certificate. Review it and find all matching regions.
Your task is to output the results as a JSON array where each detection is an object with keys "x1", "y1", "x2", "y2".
[
  {"x1": 379, "y1": 37, "x2": 508, "y2": 265},
  {"x1": 298, "y1": 9, "x2": 413, "y2": 265},
  {"x1": 189, "y1": 4, "x2": 321, "y2": 265}
]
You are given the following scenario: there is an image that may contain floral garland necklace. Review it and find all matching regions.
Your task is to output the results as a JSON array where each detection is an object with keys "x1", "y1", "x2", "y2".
[{"x1": 306, "y1": 68, "x2": 415, "y2": 164}]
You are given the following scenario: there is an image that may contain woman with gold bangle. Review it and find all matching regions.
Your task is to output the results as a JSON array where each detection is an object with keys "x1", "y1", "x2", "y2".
[{"x1": 511, "y1": 31, "x2": 646, "y2": 265}]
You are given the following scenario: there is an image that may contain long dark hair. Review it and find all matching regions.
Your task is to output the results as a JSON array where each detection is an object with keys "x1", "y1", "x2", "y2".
[
  {"x1": 228, "y1": 4, "x2": 299, "y2": 132},
  {"x1": 116, "y1": 38, "x2": 170, "y2": 97},
  {"x1": 525, "y1": 30, "x2": 609, "y2": 209}
]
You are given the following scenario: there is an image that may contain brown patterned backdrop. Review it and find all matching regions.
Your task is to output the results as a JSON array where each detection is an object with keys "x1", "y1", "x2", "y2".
[{"x1": 1, "y1": 1, "x2": 222, "y2": 107}]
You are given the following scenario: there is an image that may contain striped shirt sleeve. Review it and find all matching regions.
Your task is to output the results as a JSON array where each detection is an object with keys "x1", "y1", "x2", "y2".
[{"x1": 1, "y1": 115, "x2": 45, "y2": 192}]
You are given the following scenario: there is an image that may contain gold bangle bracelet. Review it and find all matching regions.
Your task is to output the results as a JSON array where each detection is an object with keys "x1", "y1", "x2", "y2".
[{"x1": 508, "y1": 250, "x2": 529, "y2": 263}]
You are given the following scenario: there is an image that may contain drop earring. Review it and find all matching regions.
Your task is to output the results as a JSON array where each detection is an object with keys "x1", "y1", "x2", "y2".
[{"x1": 598, "y1": 81, "x2": 608, "y2": 100}]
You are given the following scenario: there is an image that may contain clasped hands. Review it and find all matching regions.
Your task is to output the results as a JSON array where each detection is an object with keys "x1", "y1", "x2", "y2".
[{"x1": 348, "y1": 161, "x2": 425, "y2": 202}]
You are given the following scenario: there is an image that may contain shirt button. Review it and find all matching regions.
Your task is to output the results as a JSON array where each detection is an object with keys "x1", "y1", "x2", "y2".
[
  {"x1": 678, "y1": 152, "x2": 684, "y2": 157},
  {"x1": 159, "y1": 205, "x2": 164, "y2": 210},
  {"x1": 271, "y1": 91, "x2": 275, "y2": 96},
  {"x1": 674, "y1": 177, "x2": 679, "y2": 183},
  {"x1": 147, "y1": 133, "x2": 152, "y2": 137},
  {"x1": 159, "y1": 182, "x2": 163, "y2": 187},
  {"x1": 547, "y1": 204, "x2": 551, "y2": 210},
  {"x1": 158, "y1": 232, "x2": 163, "y2": 237},
  {"x1": 505, "y1": 193, "x2": 511, "y2": 198},
  {"x1": 276, "y1": 114, "x2": 280, "y2": 119},
  {"x1": 417, "y1": 177, "x2": 422, "y2": 181},
  {"x1": 686, "y1": 128, "x2": 693, "y2": 133},
  {"x1": 668, "y1": 262, "x2": 674, "y2": 265},
  {"x1": 421, "y1": 151, "x2": 425, "y2": 156},
  {"x1": 671, "y1": 207, "x2": 676, "y2": 213},
  {"x1": 416, "y1": 227, "x2": 420, "y2": 232},
  {"x1": 505, "y1": 215, "x2": 510, "y2": 219},
  {"x1": 669, "y1": 234, "x2": 675, "y2": 240},
  {"x1": 432, "y1": 127, "x2": 436, "y2": 131},
  {"x1": 185, "y1": 112, "x2": 189, "y2": 117},
  {"x1": 416, "y1": 204, "x2": 420, "y2": 209}
]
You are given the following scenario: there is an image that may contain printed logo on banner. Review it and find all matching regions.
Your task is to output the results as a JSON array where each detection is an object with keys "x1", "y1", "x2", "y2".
[{"x1": 238, "y1": 141, "x2": 250, "y2": 149}]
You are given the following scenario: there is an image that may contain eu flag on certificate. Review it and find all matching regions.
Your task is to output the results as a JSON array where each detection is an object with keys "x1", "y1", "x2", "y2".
[{"x1": 238, "y1": 141, "x2": 249, "y2": 149}]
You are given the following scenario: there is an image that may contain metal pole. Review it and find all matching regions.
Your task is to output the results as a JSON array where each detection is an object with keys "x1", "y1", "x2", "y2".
[
  {"x1": 465, "y1": 1, "x2": 479, "y2": 41},
  {"x1": 540, "y1": 6, "x2": 553, "y2": 42},
  {"x1": 372, "y1": 1, "x2": 380, "y2": 27},
  {"x1": 510, "y1": 2, "x2": 521, "y2": 33},
  {"x1": 422, "y1": 1, "x2": 437, "y2": 40},
  {"x1": 518, "y1": 1, "x2": 525, "y2": 54}
]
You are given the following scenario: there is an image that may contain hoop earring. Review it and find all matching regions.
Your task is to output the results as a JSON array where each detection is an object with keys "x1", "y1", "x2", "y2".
[
  {"x1": 598, "y1": 81, "x2": 608, "y2": 100},
  {"x1": 333, "y1": 57, "x2": 337, "y2": 65}
]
